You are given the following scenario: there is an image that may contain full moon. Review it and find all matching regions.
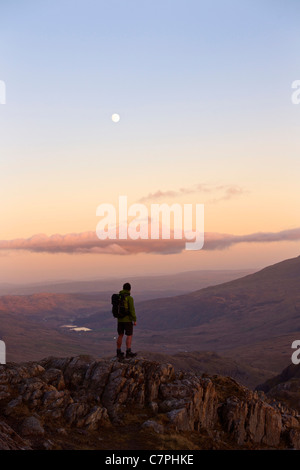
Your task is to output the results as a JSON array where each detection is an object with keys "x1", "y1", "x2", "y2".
[{"x1": 112, "y1": 113, "x2": 120, "y2": 123}]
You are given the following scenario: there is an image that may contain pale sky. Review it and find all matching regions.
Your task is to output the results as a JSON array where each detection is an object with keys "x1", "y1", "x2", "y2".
[{"x1": 0, "y1": 0, "x2": 300, "y2": 283}]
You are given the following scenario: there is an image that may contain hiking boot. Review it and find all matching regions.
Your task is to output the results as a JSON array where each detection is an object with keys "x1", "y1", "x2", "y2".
[
  {"x1": 116, "y1": 349, "x2": 125, "y2": 359},
  {"x1": 126, "y1": 349, "x2": 137, "y2": 358}
]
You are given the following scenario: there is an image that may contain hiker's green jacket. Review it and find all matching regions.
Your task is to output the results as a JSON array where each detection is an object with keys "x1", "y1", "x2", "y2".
[{"x1": 118, "y1": 289, "x2": 137, "y2": 323}]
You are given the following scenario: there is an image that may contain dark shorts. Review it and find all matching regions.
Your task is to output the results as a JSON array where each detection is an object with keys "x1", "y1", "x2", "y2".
[{"x1": 117, "y1": 321, "x2": 133, "y2": 336}]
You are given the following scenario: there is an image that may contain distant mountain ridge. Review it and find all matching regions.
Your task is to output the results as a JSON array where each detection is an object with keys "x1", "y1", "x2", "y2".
[{"x1": 0, "y1": 269, "x2": 253, "y2": 296}]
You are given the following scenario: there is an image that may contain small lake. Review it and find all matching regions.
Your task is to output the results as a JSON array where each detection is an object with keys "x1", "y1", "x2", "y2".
[{"x1": 60, "y1": 325, "x2": 92, "y2": 332}]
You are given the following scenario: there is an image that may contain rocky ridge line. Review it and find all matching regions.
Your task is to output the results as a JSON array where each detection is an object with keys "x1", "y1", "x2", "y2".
[{"x1": 0, "y1": 355, "x2": 299, "y2": 450}]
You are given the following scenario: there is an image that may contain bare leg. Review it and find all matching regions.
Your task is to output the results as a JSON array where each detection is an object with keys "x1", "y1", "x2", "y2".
[
  {"x1": 126, "y1": 335, "x2": 132, "y2": 349},
  {"x1": 117, "y1": 334, "x2": 124, "y2": 349}
]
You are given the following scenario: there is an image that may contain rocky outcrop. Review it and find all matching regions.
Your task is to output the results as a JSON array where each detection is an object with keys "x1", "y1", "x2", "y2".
[{"x1": 0, "y1": 355, "x2": 299, "y2": 450}]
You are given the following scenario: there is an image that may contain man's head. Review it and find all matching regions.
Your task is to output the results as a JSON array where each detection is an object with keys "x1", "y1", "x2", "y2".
[{"x1": 123, "y1": 282, "x2": 131, "y2": 291}]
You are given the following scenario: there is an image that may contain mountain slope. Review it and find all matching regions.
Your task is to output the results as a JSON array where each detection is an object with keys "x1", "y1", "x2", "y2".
[
  {"x1": 135, "y1": 351, "x2": 274, "y2": 389},
  {"x1": 135, "y1": 255, "x2": 300, "y2": 345},
  {"x1": 256, "y1": 362, "x2": 300, "y2": 412}
]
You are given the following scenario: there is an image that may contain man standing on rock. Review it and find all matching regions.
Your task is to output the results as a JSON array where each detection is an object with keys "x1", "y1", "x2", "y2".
[{"x1": 116, "y1": 283, "x2": 137, "y2": 359}]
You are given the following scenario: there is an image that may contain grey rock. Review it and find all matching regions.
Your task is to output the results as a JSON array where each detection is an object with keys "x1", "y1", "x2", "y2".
[
  {"x1": 142, "y1": 420, "x2": 164, "y2": 434},
  {"x1": 20, "y1": 416, "x2": 45, "y2": 437}
]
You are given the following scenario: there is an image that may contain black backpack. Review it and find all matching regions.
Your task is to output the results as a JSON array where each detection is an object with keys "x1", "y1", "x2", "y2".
[{"x1": 111, "y1": 292, "x2": 129, "y2": 319}]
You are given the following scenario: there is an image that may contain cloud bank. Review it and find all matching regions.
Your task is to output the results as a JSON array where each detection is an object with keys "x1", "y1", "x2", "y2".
[
  {"x1": 0, "y1": 227, "x2": 299, "y2": 255},
  {"x1": 138, "y1": 183, "x2": 248, "y2": 203}
]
